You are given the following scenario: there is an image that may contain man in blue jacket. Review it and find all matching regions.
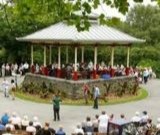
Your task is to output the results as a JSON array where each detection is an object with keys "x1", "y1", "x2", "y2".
[{"x1": 1, "y1": 112, "x2": 9, "y2": 125}]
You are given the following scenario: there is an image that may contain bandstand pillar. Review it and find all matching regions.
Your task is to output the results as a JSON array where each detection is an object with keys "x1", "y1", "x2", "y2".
[
  {"x1": 66, "y1": 47, "x2": 69, "y2": 64},
  {"x1": 43, "y1": 45, "x2": 48, "y2": 75},
  {"x1": 81, "y1": 46, "x2": 84, "y2": 63},
  {"x1": 31, "y1": 45, "x2": 34, "y2": 65},
  {"x1": 110, "y1": 46, "x2": 115, "y2": 77},
  {"x1": 57, "y1": 46, "x2": 61, "y2": 77},
  {"x1": 126, "y1": 45, "x2": 130, "y2": 76},
  {"x1": 49, "y1": 46, "x2": 52, "y2": 65},
  {"x1": 93, "y1": 45, "x2": 97, "y2": 79},
  {"x1": 73, "y1": 46, "x2": 78, "y2": 80},
  {"x1": 31, "y1": 45, "x2": 35, "y2": 73}
]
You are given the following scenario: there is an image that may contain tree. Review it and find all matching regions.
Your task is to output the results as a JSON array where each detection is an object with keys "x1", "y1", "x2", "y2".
[{"x1": 126, "y1": 5, "x2": 160, "y2": 45}]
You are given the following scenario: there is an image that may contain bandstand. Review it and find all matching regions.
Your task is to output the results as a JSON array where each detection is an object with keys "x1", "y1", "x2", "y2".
[{"x1": 16, "y1": 17, "x2": 145, "y2": 81}]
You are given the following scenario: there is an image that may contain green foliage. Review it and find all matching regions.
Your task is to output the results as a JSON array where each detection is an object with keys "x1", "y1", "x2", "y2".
[
  {"x1": 126, "y1": 5, "x2": 160, "y2": 45},
  {"x1": 1, "y1": 0, "x2": 160, "y2": 77}
]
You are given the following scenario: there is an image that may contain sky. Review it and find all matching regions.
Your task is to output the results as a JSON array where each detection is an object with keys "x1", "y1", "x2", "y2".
[
  {"x1": 93, "y1": 0, "x2": 157, "y2": 20},
  {"x1": 0, "y1": 0, "x2": 157, "y2": 20}
]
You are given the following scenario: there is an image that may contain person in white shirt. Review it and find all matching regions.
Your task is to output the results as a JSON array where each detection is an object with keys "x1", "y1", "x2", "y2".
[
  {"x1": 131, "y1": 111, "x2": 141, "y2": 123},
  {"x1": 2, "y1": 79, "x2": 10, "y2": 98},
  {"x1": 2, "y1": 127, "x2": 13, "y2": 135},
  {"x1": 23, "y1": 62, "x2": 29, "y2": 73},
  {"x1": 156, "y1": 118, "x2": 160, "y2": 130},
  {"x1": 141, "y1": 111, "x2": 149, "y2": 124},
  {"x1": 21, "y1": 115, "x2": 29, "y2": 130},
  {"x1": 92, "y1": 115, "x2": 99, "y2": 134},
  {"x1": 5, "y1": 120, "x2": 15, "y2": 132},
  {"x1": 33, "y1": 116, "x2": 42, "y2": 128},
  {"x1": 26, "y1": 121, "x2": 36, "y2": 134},
  {"x1": 98, "y1": 111, "x2": 109, "y2": 134},
  {"x1": 74, "y1": 124, "x2": 84, "y2": 135},
  {"x1": 10, "y1": 112, "x2": 21, "y2": 129},
  {"x1": 93, "y1": 85, "x2": 100, "y2": 109},
  {"x1": 1, "y1": 63, "x2": 5, "y2": 77}
]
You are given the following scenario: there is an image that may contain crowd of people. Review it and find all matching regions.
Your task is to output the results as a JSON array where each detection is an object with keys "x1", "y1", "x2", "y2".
[
  {"x1": 0, "y1": 62, "x2": 29, "y2": 77},
  {"x1": 0, "y1": 112, "x2": 66, "y2": 135},
  {"x1": 0, "y1": 62, "x2": 156, "y2": 82},
  {"x1": 72, "y1": 110, "x2": 160, "y2": 135},
  {"x1": 1, "y1": 110, "x2": 160, "y2": 135}
]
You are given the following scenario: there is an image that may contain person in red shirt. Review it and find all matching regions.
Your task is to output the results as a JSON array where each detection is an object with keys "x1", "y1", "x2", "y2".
[{"x1": 82, "y1": 83, "x2": 90, "y2": 104}]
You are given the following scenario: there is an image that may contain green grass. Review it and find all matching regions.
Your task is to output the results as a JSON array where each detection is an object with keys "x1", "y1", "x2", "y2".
[{"x1": 15, "y1": 88, "x2": 148, "y2": 106}]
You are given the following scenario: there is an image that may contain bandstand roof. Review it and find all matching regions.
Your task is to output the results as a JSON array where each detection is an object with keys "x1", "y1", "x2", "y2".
[{"x1": 16, "y1": 21, "x2": 145, "y2": 45}]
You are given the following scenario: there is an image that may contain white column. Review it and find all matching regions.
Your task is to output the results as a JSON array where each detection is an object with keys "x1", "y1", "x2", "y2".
[
  {"x1": 43, "y1": 46, "x2": 47, "y2": 66},
  {"x1": 74, "y1": 47, "x2": 78, "y2": 72},
  {"x1": 49, "y1": 46, "x2": 52, "y2": 64},
  {"x1": 127, "y1": 46, "x2": 130, "y2": 67},
  {"x1": 66, "y1": 47, "x2": 69, "y2": 64},
  {"x1": 94, "y1": 46, "x2": 97, "y2": 70},
  {"x1": 111, "y1": 47, "x2": 114, "y2": 68},
  {"x1": 58, "y1": 46, "x2": 61, "y2": 69},
  {"x1": 31, "y1": 45, "x2": 34, "y2": 65},
  {"x1": 81, "y1": 46, "x2": 84, "y2": 63}
]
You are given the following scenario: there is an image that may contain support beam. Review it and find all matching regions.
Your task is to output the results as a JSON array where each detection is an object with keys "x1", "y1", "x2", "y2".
[
  {"x1": 127, "y1": 46, "x2": 130, "y2": 67},
  {"x1": 43, "y1": 46, "x2": 47, "y2": 67},
  {"x1": 111, "y1": 47, "x2": 114, "y2": 68},
  {"x1": 57, "y1": 46, "x2": 61, "y2": 77},
  {"x1": 49, "y1": 46, "x2": 52, "y2": 64},
  {"x1": 73, "y1": 46, "x2": 78, "y2": 80},
  {"x1": 66, "y1": 47, "x2": 69, "y2": 64},
  {"x1": 43, "y1": 45, "x2": 48, "y2": 76},
  {"x1": 126, "y1": 46, "x2": 130, "y2": 76},
  {"x1": 110, "y1": 46, "x2": 115, "y2": 77},
  {"x1": 31, "y1": 45, "x2": 34, "y2": 65},
  {"x1": 81, "y1": 46, "x2": 84, "y2": 63},
  {"x1": 93, "y1": 46, "x2": 97, "y2": 79}
]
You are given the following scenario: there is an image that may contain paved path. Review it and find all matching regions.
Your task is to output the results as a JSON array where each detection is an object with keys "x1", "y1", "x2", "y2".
[{"x1": 0, "y1": 76, "x2": 160, "y2": 134}]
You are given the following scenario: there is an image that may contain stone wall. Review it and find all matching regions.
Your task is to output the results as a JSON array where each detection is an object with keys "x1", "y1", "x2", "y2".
[{"x1": 22, "y1": 73, "x2": 138, "y2": 98}]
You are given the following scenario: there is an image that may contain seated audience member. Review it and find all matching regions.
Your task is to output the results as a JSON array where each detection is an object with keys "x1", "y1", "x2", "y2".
[
  {"x1": 33, "y1": 116, "x2": 42, "y2": 129},
  {"x1": 0, "y1": 120, "x2": 5, "y2": 132},
  {"x1": 84, "y1": 116, "x2": 93, "y2": 135},
  {"x1": 145, "y1": 119, "x2": 153, "y2": 135},
  {"x1": 74, "y1": 124, "x2": 84, "y2": 135},
  {"x1": 131, "y1": 111, "x2": 141, "y2": 124},
  {"x1": 1, "y1": 112, "x2": 9, "y2": 126},
  {"x1": 55, "y1": 125, "x2": 66, "y2": 135},
  {"x1": 141, "y1": 111, "x2": 149, "y2": 125},
  {"x1": 119, "y1": 114, "x2": 127, "y2": 123},
  {"x1": 26, "y1": 121, "x2": 36, "y2": 135},
  {"x1": 10, "y1": 112, "x2": 21, "y2": 130},
  {"x1": 98, "y1": 111, "x2": 109, "y2": 134},
  {"x1": 5, "y1": 120, "x2": 15, "y2": 132},
  {"x1": 2, "y1": 127, "x2": 12, "y2": 135},
  {"x1": 156, "y1": 118, "x2": 160, "y2": 130},
  {"x1": 36, "y1": 122, "x2": 55, "y2": 135},
  {"x1": 109, "y1": 114, "x2": 114, "y2": 121},
  {"x1": 92, "y1": 115, "x2": 99, "y2": 135},
  {"x1": 21, "y1": 115, "x2": 29, "y2": 130}
]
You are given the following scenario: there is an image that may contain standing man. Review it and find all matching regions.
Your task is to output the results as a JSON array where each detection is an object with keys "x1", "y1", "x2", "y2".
[
  {"x1": 2, "y1": 78, "x2": 10, "y2": 98},
  {"x1": 11, "y1": 79, "x2": 16, "y2": 100},
  {"x1": 93, "y1": 85, "x2": 100, "y2": 109},
  {"x1": 52, "y1": 94, "x2": 62, "y2": 121},
  {"x1": 82, "y1": 83, "x2": 90, "y2": 104}
]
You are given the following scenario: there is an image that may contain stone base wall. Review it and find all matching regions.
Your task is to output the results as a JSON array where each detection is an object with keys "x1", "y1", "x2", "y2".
[{"x1": 22, "y1": 73, "x2": 138, "y2": 98}]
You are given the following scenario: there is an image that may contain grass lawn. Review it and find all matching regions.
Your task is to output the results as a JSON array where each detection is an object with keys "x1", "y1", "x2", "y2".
[{"x1": 15, "y1": 88, "x2": 148, "y2": 106}]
